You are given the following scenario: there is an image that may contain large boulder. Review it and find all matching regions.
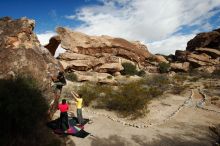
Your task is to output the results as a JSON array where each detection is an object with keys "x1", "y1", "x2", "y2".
[
  {"x1": 186, "y1": 28, "x2": 220, "y2": 52},
  {"x1": 0, "y1": 17, "x2": 63, "y2": 116},
  {"x1": 170, "y1": 62, "x2": 190, "y2": 72},
  {"x1": 94, "y1": 63, "x2": 123, "y2": 73},
  {"x1": 196, "y1": 66, "x2": 217, "y2": 73},
  {"x1": 175, "y1": 50, "x2": 189, "y2": 62},
  {"x1": 74, "y1": 71, "x2": 117, "y2": 84},
  {"x1": 186, "y1": 53, "x2": 219, "y2": 67},
  {"x1": 45, "y1": 36, "x2": 61, "y2": 56},
  {"x1": 195, "y1": 48, "x2": 220, "y2": 59},
  {"x1": 154, "y1": 55, "x2": 169, "y2": 63},
  {"x1": 172, "y1": 28, "x2": 220, "y2": 73},
  {"x1": 46, "y1": 27, "x2": 153, "y2": 74}
]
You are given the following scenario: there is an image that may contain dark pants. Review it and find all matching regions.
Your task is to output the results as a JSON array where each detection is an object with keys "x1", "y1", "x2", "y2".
[
  {"x1": 60, "y1": 112, "x2": 69, "y2": 130},
  {"x1": 77, "y1": 108, "x2": 83, "y2": 125}
]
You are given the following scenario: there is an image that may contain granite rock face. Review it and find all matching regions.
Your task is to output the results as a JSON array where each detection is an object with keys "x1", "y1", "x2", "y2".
[{"x1": 0, "y1": 17, "x2": 63, "y2": 115}]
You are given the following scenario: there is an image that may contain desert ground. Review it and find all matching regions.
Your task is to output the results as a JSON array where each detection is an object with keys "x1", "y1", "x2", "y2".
[{"x1": 52, "y1": 77, "x2": 220, "y2": 146}]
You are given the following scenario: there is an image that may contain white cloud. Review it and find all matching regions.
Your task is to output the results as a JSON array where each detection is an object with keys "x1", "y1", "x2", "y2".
[
  {"x1": 66, "y1": 0, "x2": 220, "y2": 54},
  {"x1": 54, "y1": 45, "x2": 66, "y2": 57},
  {"x1": 201, "y1": 23, "x2": 213, "y2": 31},
  {"x1": 37, "y1": 32, "x2": 66, "y2": 57},
  {"x1": 148, "y1": 34, "x2": 195, "y2": 55},
  {"x1": 37, "y1": 31, "x2": 56, "y2": 45}
]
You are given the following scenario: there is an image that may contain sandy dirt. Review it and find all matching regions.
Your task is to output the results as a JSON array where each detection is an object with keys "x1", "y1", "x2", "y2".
[{"x1": 52, "y1": 80, "x2": 220, "y2": 146}]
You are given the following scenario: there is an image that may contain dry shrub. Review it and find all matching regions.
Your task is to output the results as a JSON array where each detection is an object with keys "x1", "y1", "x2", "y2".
[
  {"x1": 77, "y1": 74, "x2": 171, "y2": 119},
  {"x1": 101, "y1": 81, "x2": 149, "y2": 118},
  {"x1": 169, "y1": 73, "x2": 190, "y2": 94},
  {"x1": 173, "y1": 73, "x2": 188, "y2": 84},
  {"x1": 158, "y1": 62, "x2": 170, "y2": 73},
  {"x1": 77, "y1": 83, "x2": 99, "y2": 106},
  {"x1": 170, "y1": 85, "x2": 188, "y2": 95},
  {"x1": 137, "y1": 70, "x2": 146, "y2": 77},
  {"x1": 141, "y1": 74, "x2": 171, "y2": 91},
  {"x1": 65, "y1": 72, "x2": 77, "y2": 81},
  {"x1": 189, "y1": 70, "x2": 212, "y2": 79}
]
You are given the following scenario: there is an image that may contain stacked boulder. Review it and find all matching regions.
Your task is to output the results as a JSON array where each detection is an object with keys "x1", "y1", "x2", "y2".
[{"x1": 170, "y1": 28, "x2": 220, "y2": 73}]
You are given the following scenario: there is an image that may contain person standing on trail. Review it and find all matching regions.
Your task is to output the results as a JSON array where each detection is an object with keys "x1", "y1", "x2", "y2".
[
  {"x1": 58, "y1": 99, "x2": 69, "y2": 132},
  {"x1": 71, "y1": 91, "x2": 84, "y2": 125}
]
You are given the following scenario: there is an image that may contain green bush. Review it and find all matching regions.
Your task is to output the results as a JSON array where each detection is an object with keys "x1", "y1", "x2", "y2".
[
  {"x1": 158, "y1": 62, "x2": 170, "y2": 73},
  {"x1": 76, "y1": 82, "x2": 150, "y2": 118},
  {"x1": 0, "y1": 76, "x2": 61, "y2": 146},
  {"x1": 101, "y1": 82, "x2": 149, "y2": 118},
  {"x1": 107, "y1": 75, "x2": 113, "y2": 79},
  {"x1": 120, "y1": 62, "x2": 138, "y2": 76},
  {"x1": 146, "y1": 87, "x2": 163, "y2": 98},
  {"x1": 137, "y1": 70, "x2": 146, "y2": 77},
  {"x1": 100, "y1": 79, "x2": 166, "y2": 118},
  {"x1": 77, "y1": 83, "x2": 114, "y2": 107},
  {"x1": 76, "y1": 74, "x2": 171, "y2": 119},
  {"x1": 77, "y1": 83, "x2": 99, "y2": 106},
  {"x1": 65, "y1": 72, "x2": 77, "y2": 81}
]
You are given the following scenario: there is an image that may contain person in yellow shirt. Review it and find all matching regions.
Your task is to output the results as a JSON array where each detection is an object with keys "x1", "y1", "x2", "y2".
[{"x1": 71, "y1": 91, "x2": 84, "y2": 125}]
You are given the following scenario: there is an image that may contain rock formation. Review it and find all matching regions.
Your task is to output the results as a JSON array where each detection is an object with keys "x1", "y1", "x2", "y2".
[
  {"x1": 45, "y1": 36, "x2": 61, "y2": 56},
  {"x1": 170, "y1": 62, "x2": 190, "y2": 72},
  {"x1": 171, "y1": 28, "x2": 220, "y2": 73},
  {"x1": 74, "y1": 71, "x2": 116, "y2": 84},
  {"x1": 0, "y1": 17, "x2": 63, "y2": 115},
  {"x1": 45, "y1": 24, "x2": 220, "y2": 76},
  {"x1": 154, "y1": 55, "x2": 169, "y2": 63},
  {"x1": 55, "y1": 27, "x2": 151, "y2": 65},
  {"x1": 45, "y1": 27, "x2": 155, "y2": 81},
  {"x1": 186, "y1": 28, "x2": 220, "y2": 52}
]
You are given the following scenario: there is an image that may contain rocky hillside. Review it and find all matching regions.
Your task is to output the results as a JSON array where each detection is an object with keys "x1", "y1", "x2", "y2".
[
  {"x1": 170, "y1": 28, "x2": 220, "y2": 73},
  {"x1": 0, "y1": 17, "x2": 63, "y2": 115}
]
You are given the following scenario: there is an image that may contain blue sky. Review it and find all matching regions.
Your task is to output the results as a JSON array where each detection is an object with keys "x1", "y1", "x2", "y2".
[
  {"x1": 0, "y1": 0, "x2": 99, "y2": 33},
  {"x1": 1, "y1": 0, "x2": 220, "y2": 55}
]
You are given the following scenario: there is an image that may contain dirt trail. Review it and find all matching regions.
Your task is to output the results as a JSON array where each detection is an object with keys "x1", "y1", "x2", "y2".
[{"x1": 50, "y1": 88, "x2": 220, "y2": 146}]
